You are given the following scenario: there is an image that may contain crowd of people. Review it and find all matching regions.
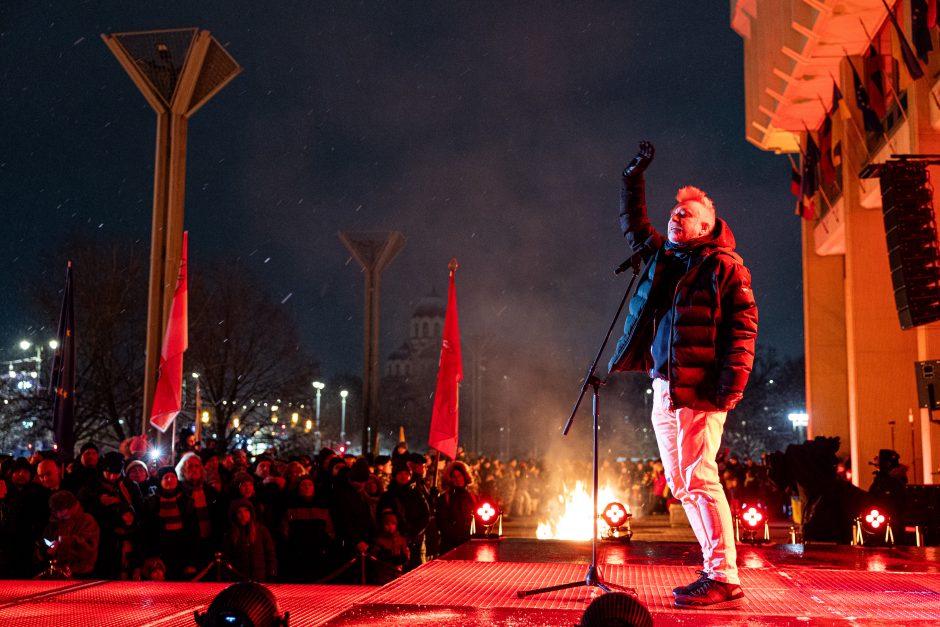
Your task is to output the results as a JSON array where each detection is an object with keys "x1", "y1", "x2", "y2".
[{"x1": 0, "y1": 436, "x2": 783, "y2": 584}]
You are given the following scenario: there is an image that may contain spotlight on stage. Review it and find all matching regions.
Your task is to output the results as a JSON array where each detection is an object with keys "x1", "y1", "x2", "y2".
[
  {"x1": 194, "y1": 582, "x2": 289, "y2": 627},
  {"x1": 471, "y1": 501, "x2": 502, "y2": 538},
  {"x1": 852, "y1": 507, "x2": 895, "y2": 547},
  {"x1": 735, "y1": 502, "x2": 770, "y2": 544},
  {"x1": 578, "y1": 591, "x2": 653, "y2": 627},
  {"x1": 601, "y1": 501, "x2": 633, "y2": 541}
]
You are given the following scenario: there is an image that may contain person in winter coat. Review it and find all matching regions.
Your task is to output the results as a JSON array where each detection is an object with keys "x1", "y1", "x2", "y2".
[
  {"x1": 436, "y1": 460, "x2": 475, "y2": 555},
  {"x1": 78, "y1": 451, "x2": 138, "y2": 579},
  {"x1": 42, "y1": 490, "x2": 99, "y2": 577},
  {"x1": 370, "y1": 509, "x2": 409, "y2": 584},
  {"x1": 376, "y1": 460, "x2": 429, "y2": 571},
  {"x1": 280, "y1": 475, "x2": 335, "y2": 582},
  {"x1": 141, "y1": 466, "x2": 188, "y2": 580},
  {"x1": 223, "y1": 498, "x2": 277, "y2": 582},
  {"x1": 608, "y1": 141, "x2": 757, "y2": 609}
]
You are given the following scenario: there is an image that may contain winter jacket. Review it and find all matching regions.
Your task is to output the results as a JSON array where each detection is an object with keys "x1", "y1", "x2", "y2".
[
  {"x1": 608, "y1": 173, "x2": 758, "y2": 410},
  {"x1": 43, "y1": 506, "x2": 100, "y2": 576}
]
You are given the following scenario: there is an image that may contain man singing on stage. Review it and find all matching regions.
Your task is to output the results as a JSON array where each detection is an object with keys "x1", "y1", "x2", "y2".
[{"x1": 608, "y1": 141, "x2": 758, "y2": 609}]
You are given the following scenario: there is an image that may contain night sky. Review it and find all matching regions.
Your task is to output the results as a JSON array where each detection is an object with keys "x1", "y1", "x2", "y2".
[{"x1": 0, "y1": 2, "x2": 802, "y2": 382}]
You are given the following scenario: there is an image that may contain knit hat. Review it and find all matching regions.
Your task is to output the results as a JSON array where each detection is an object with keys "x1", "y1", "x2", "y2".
[
  {"x1": 11, "y1": 457, "x2": 32, "y2": 474},
  {"x1": 80, "y1": 441, "x2": 99, "y2": 454},
  {"x1": 103, "y1": 451, "x2": 126, "y2": 474},
  {"x1": 408, "y1": 452, "x2": 427, "y2": 466},
  {"x1": 391, "y1": 459, "x2": 411, "y2": 477},
  {"x1": 349, "y1": 458, "x2": 371, "y2": 483},
  {"x1": 228, "y1": 497, "x2": 256, "y2": 521},
  {"x1": 49, "y1": 490, "x2": 78, "y2": 512},
  {"x1": 156, "y1": 466, "x2": 177, "y2": 482},
  {"x1": 125, "y1": 459, "x2": 148, "y2": 478}
]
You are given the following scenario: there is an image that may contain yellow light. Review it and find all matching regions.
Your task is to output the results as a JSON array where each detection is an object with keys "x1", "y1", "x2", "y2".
[
  {"x1": 291, "y1": 412, "x2": 299, "y2": 425},
  {"x1": 232, "y1": 416, "x2": 240, "y2": 429},
  {"x1": 271, "y1": 414, "x2": 278, "y2": 424},
  {"x1": 201, "y1": 410, "x2": 210, "y2": 424},
  {"x1": 305, "y1": 419, "x2": 312, "y2": 432}
]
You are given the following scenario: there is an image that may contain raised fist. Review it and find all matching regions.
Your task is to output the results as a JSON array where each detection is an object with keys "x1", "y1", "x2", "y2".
[{"x1": 622, "y1": 140, "x2": 655, "y2": 179}]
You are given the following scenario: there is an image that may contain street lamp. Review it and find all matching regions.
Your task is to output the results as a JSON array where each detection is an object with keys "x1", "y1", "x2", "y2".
[
  {"x1": 788, "y1": 412, "x2": 808, "y2": 441},
  {"x1": 340, "y1": 390, "x2": 349, "y2": 443},
  {"x1": 48, "y1": 340, "x2": 59, "y2": 351},
  {"x1": 312, "y1": 381, "x2": 325, "y2": 449},
  {"x1": 19, "y1": 340, "x2": 31, "y2": 351}
]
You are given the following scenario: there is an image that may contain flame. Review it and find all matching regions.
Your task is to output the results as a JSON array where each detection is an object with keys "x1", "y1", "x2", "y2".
[{"x1": 536, "y1": 481, "x2": 627, "y2": 540}]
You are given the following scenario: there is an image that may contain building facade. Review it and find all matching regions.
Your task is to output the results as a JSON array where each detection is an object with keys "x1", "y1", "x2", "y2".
[{"x1": 733, "y1": 0, "x2": 940, "y2": 485}]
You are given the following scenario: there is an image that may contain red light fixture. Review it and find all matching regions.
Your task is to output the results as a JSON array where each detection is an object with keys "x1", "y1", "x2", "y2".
[
  {"x1": 854, "y1": 507, "x2": 894, "y2": 546},
  {"x1": 735, "y1": 502, "x2": 770, "y2": 543},
  {"x1": 472, "y1": 501, "x2": 502, "y2": 538},
  {"x1": 600, "y1": 501, "x2": 633, "y2": 541}
]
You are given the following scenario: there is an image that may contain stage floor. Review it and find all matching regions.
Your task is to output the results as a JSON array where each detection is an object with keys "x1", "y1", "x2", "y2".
[{"x1": 1, "y1": 539, "x2": 938, "y2": 626}]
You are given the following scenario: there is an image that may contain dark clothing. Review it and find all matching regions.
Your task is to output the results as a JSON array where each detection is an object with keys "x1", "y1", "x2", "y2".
[
  {"x1": 140, "y1": 488, "x2": 189, "y2": 580},
  {"x1": 223, "y1": 523, "x2": 277, "y2": 582},
  {"x1": 280, "y1": 495, "x2": 336, "y2": 582},
  {"x1": 42, "y1": 506, "x2": 100, "y2": 577},
  {"x1": 78, "y1": 476, "x2": 138, "y2": 579},
  {"x1": 608, "y1": 174, "x2": 758, "y2": 410},
  {"x1": 376, "y1": 481, "x2": 430, "y2": 544},
  {"x1": 330, "y1": 479, "x2": 376, "y2": 557},
  {"x1": 436, "y1": 486, "x2": 475, "y2": 555},
  {"x1": 0, "y1": 480, "x2": 48, "y2": 578},
  {"x1": 179, "y1": 482, "x2": 223, "y2": 570},
  {"x1": 377, "y1": 480, "x2": 429, "y2": 570}
]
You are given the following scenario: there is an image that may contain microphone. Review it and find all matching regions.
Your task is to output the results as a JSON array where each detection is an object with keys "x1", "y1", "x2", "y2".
[{"x1": 614, "y1": 235, "x2": 655, "y2": 275}]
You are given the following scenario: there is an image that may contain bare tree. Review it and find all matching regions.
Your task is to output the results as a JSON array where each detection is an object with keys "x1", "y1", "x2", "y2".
[{"x1": 187, "y1": 263, "x2": 319, "y2": 451}]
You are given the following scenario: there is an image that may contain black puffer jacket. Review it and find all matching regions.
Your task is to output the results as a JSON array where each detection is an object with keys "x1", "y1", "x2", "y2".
[{"x1": 608, "y1": 174, "x2": 758, "y2": 411}]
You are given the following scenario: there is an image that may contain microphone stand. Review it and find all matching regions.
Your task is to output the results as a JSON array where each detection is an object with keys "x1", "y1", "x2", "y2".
[{"x1": 517, "y1": 253, "x2": 645, "y2": 599}]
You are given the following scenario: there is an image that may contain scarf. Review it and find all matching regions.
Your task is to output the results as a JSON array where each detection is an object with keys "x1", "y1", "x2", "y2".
[{"x1": 158, "y1": 489, "x2": 183, "y2": 532}]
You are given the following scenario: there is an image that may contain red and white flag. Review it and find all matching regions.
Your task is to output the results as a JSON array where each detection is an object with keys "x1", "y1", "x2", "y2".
[
  {"x1": 428, "y1": 258, "x2": 463, "y2": 460},
  {"x1": 150, "y1": 232, "x2": 189, "y2": 433}
]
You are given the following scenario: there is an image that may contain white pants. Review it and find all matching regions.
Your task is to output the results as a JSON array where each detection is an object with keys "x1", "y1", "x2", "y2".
[{"x1": 651, "y1": 378, "x2": 739, "y2": 585}]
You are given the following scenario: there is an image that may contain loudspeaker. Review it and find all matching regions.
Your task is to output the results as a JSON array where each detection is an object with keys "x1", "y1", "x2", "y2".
[
  {"x1": 915, "y1": 360, "x2": 940, "y2": 411},
  {"x1": 878, "y1": 161, "x2": 940, "y2": 329}
]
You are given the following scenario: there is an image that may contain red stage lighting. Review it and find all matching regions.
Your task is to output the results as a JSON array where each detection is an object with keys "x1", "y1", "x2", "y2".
[
  {"x1": 600, "y1": 501, "x2": 633, "y2": 541},
  {"x1": 472, "y1": 501, "x2": 502, "y2": 538},
  {"x1": 735, "y1": 502, "x2": 770, "y2": 543},
  {"x1": 854, "y1": 507, "x2": 894, "y2": 546},
  {"x1": 602, "y1": 502, "x2": 628, "y2": 528},
  {"x1": 863, "y1": 508, "x2": 886, "y2": 531}
]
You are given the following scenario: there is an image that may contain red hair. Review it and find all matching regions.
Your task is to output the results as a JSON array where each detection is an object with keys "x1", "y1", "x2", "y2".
[{"x1": 675, "y1": 185, "x2": 715, "y2": 215}]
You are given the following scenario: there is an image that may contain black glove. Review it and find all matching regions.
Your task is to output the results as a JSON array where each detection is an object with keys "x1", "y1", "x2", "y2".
[{"x1": 622, "y1": 141, "x2": 655, "y2": 179}]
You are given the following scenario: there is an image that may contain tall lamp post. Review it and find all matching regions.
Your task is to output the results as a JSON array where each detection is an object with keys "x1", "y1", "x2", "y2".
[
  {"x1": 340, "y1": 390, "x2": 349, "y2": 444},
  {"x1": 312, "y1": 381, "x2": 325, "y2": 450},
  {"x1": 788, "y1": 412, "x2": 808, "y2": 442},
  {"x1": 102, "y1": 28, "x2": 241, "y2": 435}
]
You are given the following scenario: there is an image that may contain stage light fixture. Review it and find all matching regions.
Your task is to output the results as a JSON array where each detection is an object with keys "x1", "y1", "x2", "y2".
[
  {"x1": 601, "y1": 501, "x2": 633, "y2": 541},
  {"x1": 853, "y1": 507, "x2": 895, "y2": 546},
  {"x1": 471, "y1": 500, "x2": 502, "y2": 538},
  {"x1": 578, "y1": 591, "x2": 652, "y2": 627},
  {"x1": 194, "y1": 581, "x2": 289, "y2": 627},
  {"x1": 735, "y1": 502, "x2": 770, "y2": 543}
]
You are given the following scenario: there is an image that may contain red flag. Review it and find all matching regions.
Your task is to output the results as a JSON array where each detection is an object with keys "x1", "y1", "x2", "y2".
[
  {"x1": 150, "y1": 232, "x2": 189, "y2": 433},
  {"x1": 428, "y1": 258, "x2": 463, "y2": 460}
]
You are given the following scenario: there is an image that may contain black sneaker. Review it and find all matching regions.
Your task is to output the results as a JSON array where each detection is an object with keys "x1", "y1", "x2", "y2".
[
  {"x1": 672, "y1": 570, "x2": 708, "y2": 597},
  {"x1": 673, "y1": 577, "x2": 745, "y2": 609}
]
